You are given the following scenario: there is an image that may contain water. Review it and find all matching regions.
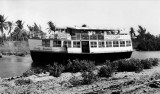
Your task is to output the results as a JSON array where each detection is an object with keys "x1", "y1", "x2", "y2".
[
  {"x1": 131, "y1": 51, "x2": 160, "y2": 59},
  {"x1": 0, "y1": 55, "x2": 32, "y2": 78},
  {"x1": 0, "y1": 51, "x2": 160, "y2": 78}
]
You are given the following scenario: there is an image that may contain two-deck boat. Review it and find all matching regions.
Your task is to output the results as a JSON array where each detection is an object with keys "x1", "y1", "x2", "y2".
[{"x1": 28, "y1": 26, "x2": 133, "y2": 63}]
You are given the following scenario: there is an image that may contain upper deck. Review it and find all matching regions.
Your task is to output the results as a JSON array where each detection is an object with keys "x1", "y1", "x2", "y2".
[{"x1": 46, "y1": 26, "x2": 131, "y2": 41}]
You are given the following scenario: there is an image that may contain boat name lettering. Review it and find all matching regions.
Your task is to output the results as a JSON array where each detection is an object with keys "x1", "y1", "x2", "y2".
[
  {"x1": 43, "y1": 48, "x2": 52, "y2": 51},
  {"x1": 34, "y1": 47, "x2": 41, "y2": 50}
]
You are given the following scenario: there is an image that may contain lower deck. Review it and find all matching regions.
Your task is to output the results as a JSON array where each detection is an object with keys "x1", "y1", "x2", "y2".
[{"x1": 30, "y1": 50, "x2": 133, "y2": 64}]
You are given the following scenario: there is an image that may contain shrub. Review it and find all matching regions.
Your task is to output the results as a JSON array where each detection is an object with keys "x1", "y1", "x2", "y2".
[
  {"x1": 69, "y1": 76, "x2": 82, "y2": 87},
  {"x1": 22, "y1": 70, "x2": 35, "y2": 77},
  {"x1": 98, "y1": 65, "x2": 114, "y2": 78},
  {"x1": 111, "y1": 59, "x2": 143, "y2": 72},
  {"x1": 69, "y1": 71, "x2": 97, "y2": 86},
  {"x1": 15, "y1": 79, "x2": 32, "y2": 86},
  {"x1": 129, "y1": 58, "x2": 143, "y2": 72},
  {"x1": 47, "y1": 63, "x2": 65, "y2": 77},
  {"x1": 81, "y1": 71, "x2": 98, "y2": 85},
  {"x1": 149, "y1": 58, "x2": 159, "y2": 66},
  {"x1": 65, "y1": 59, "x2": 95, "y2": 73},
  {"x1": 110, "y1": 60, "x2": 119, "y2": 72},
  {"x1": 22, "y1": 67, "x2": 44, "y2": 77},
  {"x1": 141, "y1": 59, "x2": 152, "y2": 69}
]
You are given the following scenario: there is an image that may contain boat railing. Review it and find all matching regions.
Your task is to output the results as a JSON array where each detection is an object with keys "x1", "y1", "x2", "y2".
[{"x1": 71, "y1": 33, "x2": 129, "y2": 40}]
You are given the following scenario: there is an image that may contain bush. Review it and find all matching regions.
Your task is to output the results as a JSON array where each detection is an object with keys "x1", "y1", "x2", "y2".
[
  {"x1": 22, "y1": 70, "x2": 35, "y2": 77},
  {"x1": 149, "y1": 58, "x2": 159, "y2": 66},
  {"x1": 141, "y1": 59, "x2": 152, "y2": 69},
  {"x1": 98, "y1": 65, "x2": 114, "y2": 78},
  {"x1": 47, "y1": 63, "x2": 65, "y2": 77},
  {"x1": 22, "y1": 67, "x2": 44, "y2": 77},
  {"x1": 111, "y1": 59, "x2": 143, "y2": 72},
  {"x1": 69, "y1": 71, "x2": 97, "y2": 86},
  {"x1": 69, "y1": 76, "x2": 82, "y2": 87},
  {"x1": 65, "y1": 59, "x2": 95, "y2": 73},
  {"x1": 15, "y1": 79, "x2": 32, "y2": 86},
  {"x1": 129, "y1": 58, "x2": 143, "y2": 72},
  {"x1": 81, "y1": 71, "x2": 98, "y2": 85}
]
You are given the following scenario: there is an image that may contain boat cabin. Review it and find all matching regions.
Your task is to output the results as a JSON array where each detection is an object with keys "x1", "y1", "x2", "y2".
[{"x1": 29, "y1": 27, "x2": 133, "y2": 54}]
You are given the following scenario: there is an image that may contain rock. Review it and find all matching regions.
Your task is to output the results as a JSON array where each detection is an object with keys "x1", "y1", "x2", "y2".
[
  {"x1": 37, "y1": 73, "x2": 49, "y2": 77},
  {"x1": 27, "y1": 75, "x2": 55, "y2": 83},
  {"x1": 57, "y1": 73, "x2": 73, "y2": 83}
]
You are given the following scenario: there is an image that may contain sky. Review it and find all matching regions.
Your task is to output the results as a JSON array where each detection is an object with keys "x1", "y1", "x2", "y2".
[{"x1": 0, "y1": 0, "x2": 160, "y2": 35}]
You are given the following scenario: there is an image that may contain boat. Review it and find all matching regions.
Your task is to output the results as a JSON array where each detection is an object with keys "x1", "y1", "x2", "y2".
[{"x1": 28, "y1": 26, "x2": 133, "y2": 63}]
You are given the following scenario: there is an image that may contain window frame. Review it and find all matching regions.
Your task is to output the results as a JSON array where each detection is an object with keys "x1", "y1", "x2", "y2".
[
  {"x1": 113, "y1": 41, "x2": 119, "y2": 47},
  {"x1": 42, "y1": 40, "x2": 50, "y2": 47},
  {"x1": 53, "y1": 40, "x2": 61, "y2": 47},
  {"x1": 90, "y1": 41, "x2": 97, "y2": 48},
  {"x1": 98, "y1": 41, "x2": 105, "y2": 48},
  {"x1": 106, "y1": 41, "x2": 112, "y2": 47},
  {"x1": 126, "y1": 40, "x2": 131, "y2": 46},
  {"x1": 73, "y1": 41, "x2": 81, "y2": 48},
  {"x1": 120, "y1": 41, "x2": 125, "y2": 47}
]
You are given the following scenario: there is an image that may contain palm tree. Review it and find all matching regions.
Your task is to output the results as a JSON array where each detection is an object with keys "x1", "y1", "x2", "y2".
[
  {"x1": 137, "y1": 25, "x2": 146, "y2": 40},
  {"x1": 11, "y1": 20, "x2": 28, "y2": 41},
  {"x1": 7, "y1": 21, "x2": 13, "y2": 34},
  {"x1": 47, "y1": 21, "x2": 56, "y2": 34},
  {"x1": 129, "y1": 27, "x2": 136, "y2": 38},
  {"x1": 28, "y1": 23, "x2": 45, "y2": 38},
  {"x1": 0, "y1": 15, "x2": 9, "y2": 44}
]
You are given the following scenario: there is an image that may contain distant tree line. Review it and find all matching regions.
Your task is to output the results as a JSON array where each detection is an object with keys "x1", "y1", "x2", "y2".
[
  {"x1": 0, "y1": 14, "x2": 56, "y2": 44},
  {"x1": 130, "y1": 25, "x2": 160, "y2": 51}
]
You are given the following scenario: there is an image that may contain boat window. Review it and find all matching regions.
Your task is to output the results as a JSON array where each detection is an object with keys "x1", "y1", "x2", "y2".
[
  {"x1": 68, "y1": 41, "x2": 71, "y2": 48},
  {"x1": 63, "y1": 41, "x2": 71, "y2": 48},
  {"x1": 73, "y1": 41, "x2": 80, "y2": 48},
  {"x1": 90, "y1": 41, "x2": 97, "y2": 48},
  {"x1": 126, "y1": 40, "x2": 131, "y2": 46},
  {"x1": 98, "y1": 35, "x2": 104, "y2": 40},
  {"x1": 42, "y1": 40, "x2": 50, "y2": 47},
  {"x1": 120, "y1": 41, "x2": 125, "y2": 47},
  {"x1": 53, "y1": 40, "x2": 61, "y2": 47},
  {"x1": 81, "y1": 34, "x2": 89, "y2": 40},
  {"x1": 71, "y1": 36, "x2": 77, "y2": 40},
  {"x1": 77, "y1": 34, "x2": 81, "y2": 40},
  {"x1": 106, "y1": 41, "x2": 112, "y2": 47},
  {"x1": 98, "y1": 41, "x2": 105, "y2": 48},
  {"x1": 113, "y1": 41, "x2": 119, "y2": 47},
  {"x1": 90, "y1": 34, "x2": 97, "y2": 40}
]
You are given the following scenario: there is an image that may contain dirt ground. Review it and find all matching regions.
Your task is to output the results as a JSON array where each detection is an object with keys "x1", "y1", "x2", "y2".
[{"x1": 0, "y1": 62, "x2": 160, "y2": 94}]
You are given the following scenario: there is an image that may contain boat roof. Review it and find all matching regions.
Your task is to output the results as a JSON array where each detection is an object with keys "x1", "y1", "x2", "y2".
[{"x1": 66, "y1": 26, "x2": 117, "y2": 31}]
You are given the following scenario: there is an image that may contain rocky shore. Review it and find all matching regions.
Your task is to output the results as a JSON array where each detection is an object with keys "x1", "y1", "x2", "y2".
[{"x1": 0, "y1": 61, "x2": 160, "y2": 94}]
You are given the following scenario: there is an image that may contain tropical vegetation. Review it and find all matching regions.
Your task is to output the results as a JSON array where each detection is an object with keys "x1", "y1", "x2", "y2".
[{"x1": 130, "y1": 25, "x2": 160, "y2": 51}]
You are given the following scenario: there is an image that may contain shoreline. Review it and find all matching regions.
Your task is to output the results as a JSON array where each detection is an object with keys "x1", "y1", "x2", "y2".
[{"x1": 0, "y1": 62, "x2": 160, "y2": 93}]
